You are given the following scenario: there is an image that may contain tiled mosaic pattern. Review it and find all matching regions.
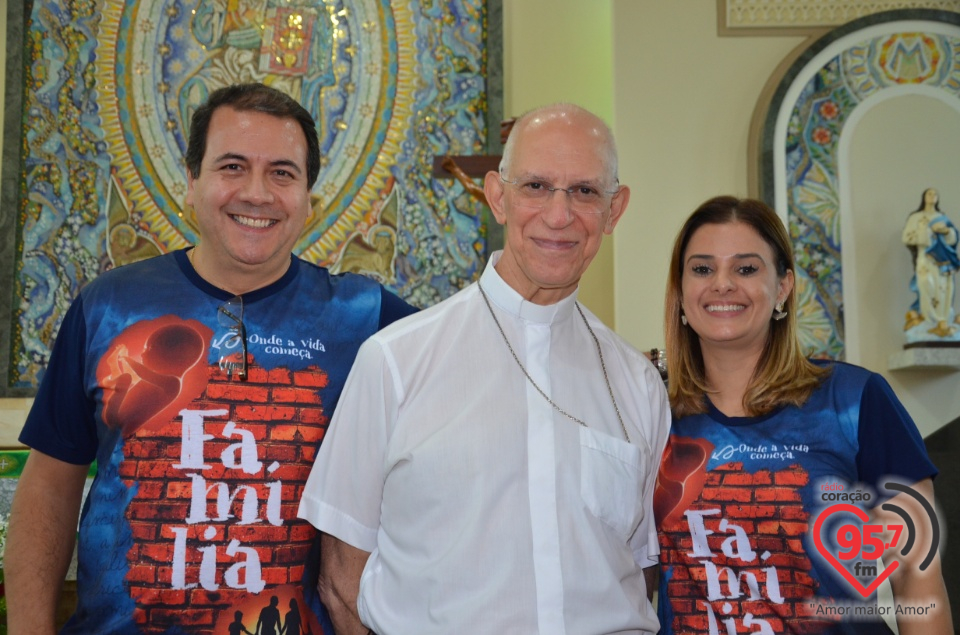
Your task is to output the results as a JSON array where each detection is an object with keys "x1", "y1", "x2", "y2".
[
  {"x1": 11, "y1": 0, "x2": 491, "y2": 388},
  {"x1": 786, "y1": 30, "x2": 960, "y2": 357}
]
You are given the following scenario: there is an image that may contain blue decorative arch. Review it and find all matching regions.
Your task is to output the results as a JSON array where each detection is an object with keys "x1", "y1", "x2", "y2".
[{"x1": 759, "y1": 9, "x2": 960, "y2": 359}]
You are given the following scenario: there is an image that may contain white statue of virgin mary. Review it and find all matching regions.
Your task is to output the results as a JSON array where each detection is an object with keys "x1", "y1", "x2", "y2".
[{"x1": 902, "y1": 187, "x2": 960, "y2": 342}]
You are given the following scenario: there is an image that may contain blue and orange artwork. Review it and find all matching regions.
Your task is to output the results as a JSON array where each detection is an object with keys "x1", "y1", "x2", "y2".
[{"x1": 11, "y1": 0, "x2": 493, "y2": 388}]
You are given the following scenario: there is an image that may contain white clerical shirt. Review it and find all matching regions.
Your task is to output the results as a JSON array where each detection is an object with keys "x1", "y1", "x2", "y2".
[{"x1": 298, "y1": 252, "x2": 670, "y2": 634}]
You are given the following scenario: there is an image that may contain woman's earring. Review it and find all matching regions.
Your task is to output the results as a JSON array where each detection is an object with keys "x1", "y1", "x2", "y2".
[
  {"x1": 773, "y1": 302, "x2": 787, "y2": 320},
  {"x1": 680, "y1": 313, "x2": 688, "y2": 326}
]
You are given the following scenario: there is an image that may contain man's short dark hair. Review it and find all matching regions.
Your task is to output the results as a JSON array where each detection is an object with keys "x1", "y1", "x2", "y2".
[{"x1": 185, "y1": 83, "x2": 321, "y2": 188}]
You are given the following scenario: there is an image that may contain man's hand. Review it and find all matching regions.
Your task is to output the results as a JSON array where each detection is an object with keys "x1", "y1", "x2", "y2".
[{"x1": 318, "y1": 533, "x2": 372, "y2": 635}]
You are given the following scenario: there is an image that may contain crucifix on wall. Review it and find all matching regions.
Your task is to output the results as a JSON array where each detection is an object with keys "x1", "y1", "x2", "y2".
[
  {"x1": 432, "y1": 117, "x2": 517, "y2": 207},
  {"x1": 431, "y1": 117, "x2": 516, "y2": 253}
]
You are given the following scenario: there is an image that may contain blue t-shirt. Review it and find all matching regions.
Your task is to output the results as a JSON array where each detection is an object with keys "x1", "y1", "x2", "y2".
[
  {"x1": 20, "y1": 249, "x2": 417, "y2": 635},
  {"x1": 655, "y1": 362, "x2": 936, "y2": 635}
]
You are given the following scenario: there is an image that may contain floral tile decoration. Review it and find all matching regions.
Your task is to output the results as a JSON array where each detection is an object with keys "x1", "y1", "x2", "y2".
[
  {"x1": 9, "y1": 0, "x2": 494, "y2": 388},
  {"x1": 784, "y1": 28, "x2": 960, "y2": 358}
]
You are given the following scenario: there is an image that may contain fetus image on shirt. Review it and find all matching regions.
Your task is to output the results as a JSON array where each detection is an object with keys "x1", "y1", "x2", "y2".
[{"x1": 98, "y1": 317, "x2": 211, "y2": 437}]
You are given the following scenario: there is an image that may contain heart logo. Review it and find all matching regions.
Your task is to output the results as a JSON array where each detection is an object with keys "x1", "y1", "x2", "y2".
[{"x1": 813, "y1": 503, "x2": 899, "y2": 598}]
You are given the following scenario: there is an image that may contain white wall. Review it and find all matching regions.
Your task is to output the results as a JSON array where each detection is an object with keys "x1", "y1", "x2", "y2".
[
  {"x1": 503, "y1": 0, "x2": 617, "y2": 327},
  {"x1": 847, "y1": 95, "x2": 960, "y2": 435},
  {"x1": 611, "y1": 0, "x2": 806, "y2": 351}
]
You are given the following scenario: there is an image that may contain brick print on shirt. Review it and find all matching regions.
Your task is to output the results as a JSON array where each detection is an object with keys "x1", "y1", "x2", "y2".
[
  {"x1": 658, "y1": 449, "x2": 837, "y2": 634},
  {"x1": 97, "y1": 316, "x2": 329, "y2": 634}
]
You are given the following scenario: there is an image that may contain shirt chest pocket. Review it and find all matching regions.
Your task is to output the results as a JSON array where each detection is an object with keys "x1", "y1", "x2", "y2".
[{"x1": 579, "y1": 426, "x2": 645, "y2": 540}]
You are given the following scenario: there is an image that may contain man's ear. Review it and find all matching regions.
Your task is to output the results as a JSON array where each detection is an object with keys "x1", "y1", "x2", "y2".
[
  {"x1": 604, "y1": 185, "x2": 630, "y2": 234},
  {"x1": 484, "y1": 171, "x2": 507, "y2": 226},
  {"x1": 307, "y1": 192, "x2": 322, "y2": 222},
  {"x1": 185, "y1": 171, "x2": 196, "y2": 208}
]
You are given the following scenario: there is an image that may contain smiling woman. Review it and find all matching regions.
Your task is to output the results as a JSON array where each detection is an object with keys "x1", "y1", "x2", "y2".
[
  {"x1": 679, "y1": 221, "x2": 792, "y2": 384},
  {"x1": 665, "y1": 196, "x2": 818, "y2": 419},
  {"x1": 653, "y1": 196, "x2": 953, "y2": 635}
]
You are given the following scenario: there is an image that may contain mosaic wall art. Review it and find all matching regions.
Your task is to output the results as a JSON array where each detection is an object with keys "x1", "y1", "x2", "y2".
[
  {"x1": 767, "y1": 14, "x2": 960, "y2": 358},
  {"x1": 5, "y1": 0, "x2": 497, "y2": 390}
]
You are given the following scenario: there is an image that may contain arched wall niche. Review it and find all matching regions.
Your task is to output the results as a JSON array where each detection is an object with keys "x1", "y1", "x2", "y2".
[{"x1": 754, "y1": 9, "x2": 960, "y2": 361}]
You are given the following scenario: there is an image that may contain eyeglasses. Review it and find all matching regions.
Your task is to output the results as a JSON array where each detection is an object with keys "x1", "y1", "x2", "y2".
[
  {"x1": 499, "y1": 173, "x2": 620, "y2": 216},
  {"x1": 217, "y1": 295, "x2": 247, "y2": 381}
]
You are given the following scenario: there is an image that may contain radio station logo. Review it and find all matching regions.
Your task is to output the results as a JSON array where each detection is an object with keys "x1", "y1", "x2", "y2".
[{"x1": 813, "y1": 481, "x2": 941, "y2": 599}]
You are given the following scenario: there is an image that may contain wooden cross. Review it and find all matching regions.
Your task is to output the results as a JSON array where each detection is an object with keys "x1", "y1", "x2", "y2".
[
  {"x1": 430, "y1": 118, "x2": 515, "y2": 250},
  {"x1": 431, "y1": 117, "x2": 516, "y2": 208},
  {"x1": 431, "y1": 155, "x2": 499, "y2": 206}
]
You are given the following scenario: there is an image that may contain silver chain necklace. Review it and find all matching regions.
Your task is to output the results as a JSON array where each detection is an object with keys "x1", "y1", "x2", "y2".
[{"x1": 477, "y1": 282, "x2": 631, "y2": 443}]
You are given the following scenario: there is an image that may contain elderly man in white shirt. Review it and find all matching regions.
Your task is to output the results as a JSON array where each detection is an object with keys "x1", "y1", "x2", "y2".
[{"x1": 298, "y1": 103, "x2": 670, "y2": 635}]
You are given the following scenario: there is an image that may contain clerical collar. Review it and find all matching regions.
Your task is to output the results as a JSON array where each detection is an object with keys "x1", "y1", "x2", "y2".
[{"x1": 479, "y1": 250, "x2": 579, "y2": 325}]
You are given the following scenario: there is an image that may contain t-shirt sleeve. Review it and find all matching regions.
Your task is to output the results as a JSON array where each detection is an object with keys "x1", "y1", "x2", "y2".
[
  {"x1": 378, "y1": 287, "x2": 418, "y2": 330},
  {"x1": 19, "y1": 297, "x2": 99, "y2": 465},
  {"x1": 855, "y1": 372, "x2": 937, "y2": 498},
  {"x1": 297, "y1": 336, "x2": 397, "y2": 552}
]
